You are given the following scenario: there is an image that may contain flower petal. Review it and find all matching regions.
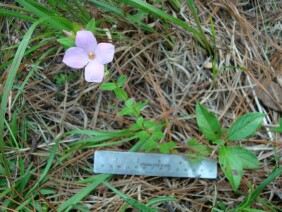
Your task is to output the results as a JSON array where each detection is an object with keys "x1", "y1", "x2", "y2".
[
  {"x1": 75, "y1": 30, "x2": 97, "y2": 53},
  {"x1": 85, "y1": 61, "x2": 105, "y2": 83},
  {"x1": 94, "y1": 43, "x2": 115, "y2": 64},
  {"x1": 63, "y1": 47, "x2": 89, "y2": 68}
]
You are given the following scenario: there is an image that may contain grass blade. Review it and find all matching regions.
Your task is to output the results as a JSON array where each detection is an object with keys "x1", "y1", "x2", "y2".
[
  {"x1": 117, "y1": 0, "x2": 203, "y2": 42},
  {"x1": 57, "y1": 174, "x2": 112, "y2": 211},
  {"x1": 236, "y1": 166, "x2": 282, "y2": 209}
]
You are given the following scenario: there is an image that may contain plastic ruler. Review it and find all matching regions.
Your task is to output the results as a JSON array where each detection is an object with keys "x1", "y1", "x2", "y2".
[{"x1": 94, "y1": 151, "x2": 217, "y2": 179}]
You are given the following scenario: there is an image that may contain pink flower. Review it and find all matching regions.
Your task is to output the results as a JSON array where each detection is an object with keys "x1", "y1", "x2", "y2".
[{"x1": 63, "y1": 30, "x2": 115, "y2": 82}]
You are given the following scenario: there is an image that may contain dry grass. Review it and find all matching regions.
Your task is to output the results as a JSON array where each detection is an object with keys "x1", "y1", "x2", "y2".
[{"x1": 1, "y1": 0, "x2": 282, "y2": 211}]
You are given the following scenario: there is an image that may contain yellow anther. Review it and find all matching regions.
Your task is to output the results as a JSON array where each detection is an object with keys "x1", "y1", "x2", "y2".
[{"x1": 88, "y1": 52, "x2": 95, "y2": 59}]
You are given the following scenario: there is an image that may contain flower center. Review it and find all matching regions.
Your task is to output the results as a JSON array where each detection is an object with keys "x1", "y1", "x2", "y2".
[{"x1": 88, "y1": 52, "x2": 95, "y2": 60}]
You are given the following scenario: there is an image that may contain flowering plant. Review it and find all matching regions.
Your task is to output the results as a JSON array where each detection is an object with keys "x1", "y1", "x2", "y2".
[{"x1": 63, "y1": 30, "x2": 115, "y2": 82}]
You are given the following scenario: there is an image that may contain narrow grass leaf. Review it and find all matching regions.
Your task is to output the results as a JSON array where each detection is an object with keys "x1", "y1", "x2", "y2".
[
  {"x1": 0, "y1": 8, "x2": 36, "y2": 22},
  {"x1": 26, "y1": 136, "x2": 61, "y2": 196},
  {"x1": 103, "y1": 181, "x2": 156, "y2": 212},
  {"x1": 272, "y1": 118, "x2": 282, "y2": 132},
  {"x1": 237, "y1": 166, "x2": 282, "y2": 209},
  {"x1": 58, "y1": 174, "x2": 112, "y2": 212},
  {"x1": 0, "y1": 17, "x2": 48, "y2": 149},
  {"x1": 146, "y1": 196, "x2": 177, "y2": 207},
  {"x1": 17, "y1": 0, "x2": 72, "y2": 30},
  {"x1": 226, "y1": 113, "x2": 265, "y2": 141},
  {"x1": 196, "y1": 103, "x2": 221, "y2": 143},
  {"x1": 117, "y1": 0, "x2": 201, "y2": 38},
  {"x1": 89, "y1": 0, "x2": 154, "y2": 32},
  {"x1": 186, "y1": 0, "x2": 212, "y2": 55}
]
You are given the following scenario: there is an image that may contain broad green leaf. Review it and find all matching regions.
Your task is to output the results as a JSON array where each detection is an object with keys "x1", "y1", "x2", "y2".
[
  {"x1": 114, "y1": 88, "x2": 128, "y2": 100},
  {"x1": 100, "y1": 82, "x2": 117, "y2": 91},
  {"x1": 218, "y1": 146, "x2": 243, "y2": 191},
  {"x1": 119, "y1": 107, "x2": 134, "y2": 116},
  {"x1": 226, "y1": 113, "x2": 265, "y2": 141},
  {"x1": 136, "y1": 131, "x2": 150, "y2": 142},
  {"x1": 187, "y1": 139, "x2": 211, "y2": 158},
  {"x1": 57, "y1": 37, "x2": 75, "y2": 48},
  {"x1": 143, "y1": 120, "x2": 158, "y2": 128},
  {"x1": 159, "y1": 141, "x2": 176, "y2": 154},
  {"x1": 72, "y1": 22, "x2": 82, "y2": 32},
  {"x1": 117, "y1": 75, "x2": 127, "y2": 87},
  {"x1": 136, "y1": 117, "x2": 144, "y2": 128},
  {"x1": 219, "y1": 146, "x2": 259, "y2": 191},
  {"x1": 151, "y1": 131, "x2": 165, "y2": 140},
  {"x1": 231, "y1": 146, "x2": 259, "y2": 169},
  {"x1": 143, "y1": 139, "x2": 158, "y2": 152},
  {"x1": 85, "y1": 18, "x2": 96, "y2": 32},
  {"x1": 213, "y1": 139, "x2": 225, "y2": 145},
  {"x1": 125, "y1": 99, "x2": 134, "y2": 107},
  {"x1": 196, "y1": 103, "x2": 221, "y2": 143}
]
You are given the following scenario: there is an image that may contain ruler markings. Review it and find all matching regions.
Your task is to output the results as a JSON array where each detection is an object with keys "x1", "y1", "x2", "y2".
[{"x1": 94, "y1": 151, "x2": 217, "y2": 179}]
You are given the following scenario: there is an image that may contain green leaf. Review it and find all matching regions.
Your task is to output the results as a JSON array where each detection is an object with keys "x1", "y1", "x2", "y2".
[
  {"x1": 218, "y1": 146, "x2": 243, "y2": 191},
  {"x1": 187, "y1": 139, "x2": 211, "y2": 158},
  {"x1": 114, "y1": 88, "x2": 128, "y2": 100},
  {"x1": 136, "y1": 117, "x2": 144, "y2": 128},
  {"x1": 159, "y1": 141, "x2": 176, "y2": 154},
  {"x1": 213, "y1": 139, "x2": 225, "y2": 145},
  {"x1": 0, "y1": 16, "x2": 52, "y2": 152},
  {"x1": 196, "y1": 103, "x2": 221, "y2": 143},
  {"x1": 117, "y1": 0, "x2": 201, "y2": 38},
  {"x1": 85, "y1": 18, "x2": 96, "y2": 32},
  {"x1": 272, "y1": 118, "x2": 282, "y2": 132},
  {"x1": 146, "y1": 196, "x2": 177, "y2": 207},
  {"x1": 237, "y1": 166, "x2": 282, "y2": 209},
  {"x1": 136, "y1": 131, "x2": 150, "y2": 142},
  {"x1": 143, "y1": 139, "x2": 158, "y2": 152},
  {"x1": 218, "y1": 146, "x2": 259, "y2": 191},
  {"x1": 72, "y1": 22, "x2": 81, "y2": 32},
  {"x1": 103, "y1": 181, "x2": 156, "y2": 212},
  {"x1": 119, "y1": 107, "x2": 134, "y2": 116},
  {"x1": 57, "y1": 37, "x2": 75, "y2": 48},
  {"x1": 117, "y1": 75, "x2": 127, "y2": 87},
  {"x1": 100, "y1": 82, "x2": 117, "y2": 91},
  {"x1": 232, "y1": 146, "x2": 259, "y2": 169},
  {"x1": 125, "y1": 99, "x2": 134, "y2": 107},
  {"x1": 58, "y1": 174, "x2": 111, "y2": 211},
  {"x1": 226, "y1": 113, "x2": 265, "y2": 141}
]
